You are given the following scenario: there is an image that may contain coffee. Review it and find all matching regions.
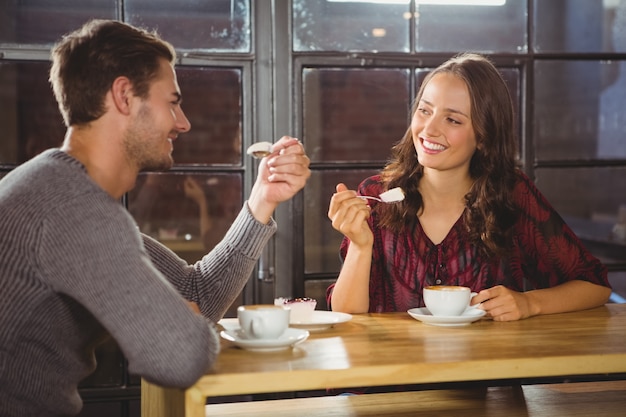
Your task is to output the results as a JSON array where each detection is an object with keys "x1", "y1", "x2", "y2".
[{"x1": 425, "y1": 285, "x2": 468, "y2": 292}]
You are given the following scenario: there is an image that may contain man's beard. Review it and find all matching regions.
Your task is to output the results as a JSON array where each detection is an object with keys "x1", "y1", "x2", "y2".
[{"x1": 123, "y1": 105, "x2": 173, "y2": 172}]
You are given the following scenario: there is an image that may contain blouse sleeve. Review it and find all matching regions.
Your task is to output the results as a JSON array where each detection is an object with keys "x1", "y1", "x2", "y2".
[{"x1": 512, "y1": 172, "x2": 610, "y2": 289}]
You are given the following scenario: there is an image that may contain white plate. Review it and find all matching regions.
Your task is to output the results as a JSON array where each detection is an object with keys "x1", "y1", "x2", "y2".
[
  {"x1": 407, "y1": 307, "x2": 486, "y2": 327},
  {"x1": 218, "y1": 311, "x2": 352, "y2": 333},
  {"x1": 289, "y1": 311, "x2": 353, "y2": 331},
  {"x1": 220, "y1": 328, "x2": 310, "y2": 352}
]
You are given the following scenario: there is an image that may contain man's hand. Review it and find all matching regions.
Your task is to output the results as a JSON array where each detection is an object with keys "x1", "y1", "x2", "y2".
[
  {"x1": 186, "y1": 301, "x2": 201, "y2": 314},
  {"x1": 248, "y1": 136, "x2": 311, "y2": 223}
]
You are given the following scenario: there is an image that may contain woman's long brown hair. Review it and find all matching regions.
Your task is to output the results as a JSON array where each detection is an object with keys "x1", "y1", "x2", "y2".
[{"x1": 378, "y1": 53, "x2": 520, "y2": 257}]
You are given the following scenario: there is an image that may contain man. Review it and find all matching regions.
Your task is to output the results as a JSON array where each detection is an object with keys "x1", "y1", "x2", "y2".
[{"x1": 0, "y1": 19, "x2": 310, "y2": 417}]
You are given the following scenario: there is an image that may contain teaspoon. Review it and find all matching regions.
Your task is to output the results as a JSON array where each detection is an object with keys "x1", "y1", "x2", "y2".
[
  {"x1": 246, "y1": 141, "x2": 274, "y2": 159},
  {"x1": 359, "y1": 187, "x2": 405, "y2": 203}
]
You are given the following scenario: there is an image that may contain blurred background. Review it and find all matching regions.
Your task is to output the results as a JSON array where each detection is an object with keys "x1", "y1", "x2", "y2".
[{"x1": 2, "y1": 1, "x2": 626, "y2": 415}]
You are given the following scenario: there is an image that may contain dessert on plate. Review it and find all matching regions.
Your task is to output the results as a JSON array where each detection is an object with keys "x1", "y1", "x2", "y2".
[{"x1": 275, "y1": 297, "x2": 317, "y2": 323}]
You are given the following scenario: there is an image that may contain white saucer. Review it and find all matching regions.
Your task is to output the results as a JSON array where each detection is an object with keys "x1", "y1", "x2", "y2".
[
  {"x1": 289, "y1": 311, "x2": 353, "y2": 331},
  {"x1": 219, "y1": 311, "x2": 352, "y2": 333},
  {"x1": 407, "y1": 307, "x2": 486, "y2": 327},
  {"x1": 217, "y1": 318, "x2": 241, "y2": 332},
  {"x1": 220, "y1": 328, "x2": 310, "y2": 352}
]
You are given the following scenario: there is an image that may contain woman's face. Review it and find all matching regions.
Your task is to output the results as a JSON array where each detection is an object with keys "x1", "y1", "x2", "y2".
[{"x1": 411, "y1": 72, "x2": 477, "y2": 175}]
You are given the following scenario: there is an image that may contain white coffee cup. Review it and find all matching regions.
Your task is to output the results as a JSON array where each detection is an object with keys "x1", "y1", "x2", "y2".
[
  {"x1": 237, "y1": 304, "x2": 290, "y2": 340},
  {"x1": 423, "y1": 285, "x2": 477, "y2": 317}
]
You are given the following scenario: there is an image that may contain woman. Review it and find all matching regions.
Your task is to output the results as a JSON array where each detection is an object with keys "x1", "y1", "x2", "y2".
[{"x1": 327, "y1": 53, "x2": 611, "y2": 322}]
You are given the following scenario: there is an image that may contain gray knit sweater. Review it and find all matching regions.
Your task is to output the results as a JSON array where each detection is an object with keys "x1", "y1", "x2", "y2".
[{"x1": 0, "y1": 149, "x2": 276, "y2": 417}]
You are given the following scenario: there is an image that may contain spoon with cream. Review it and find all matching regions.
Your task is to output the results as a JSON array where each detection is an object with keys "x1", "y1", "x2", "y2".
[
  {"x1": 246, "y1": 141, "x2": 274, "y2": 159},
  {"x1": 359, "y1": 187, "x2": 405, "y2": 203}
]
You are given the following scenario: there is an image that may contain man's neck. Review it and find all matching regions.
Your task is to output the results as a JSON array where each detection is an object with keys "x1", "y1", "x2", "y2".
[{"x1": 61, "y1": 125, "x2": 137, "y2": 199}]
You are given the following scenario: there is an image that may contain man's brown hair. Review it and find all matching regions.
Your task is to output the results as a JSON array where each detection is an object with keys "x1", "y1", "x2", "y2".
[{"x1": 49, "y1": 19, "x2": 176, "y2": 127}]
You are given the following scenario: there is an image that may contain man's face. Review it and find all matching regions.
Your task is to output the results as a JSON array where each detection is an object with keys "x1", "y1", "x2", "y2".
[{"x1": 123, "y1": 59, "x2": 191, "y2": 172}]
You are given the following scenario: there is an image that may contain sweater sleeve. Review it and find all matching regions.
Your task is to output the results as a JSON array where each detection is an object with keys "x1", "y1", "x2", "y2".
[
  {"x1": 143, "y1": 202, "x2": 277, "y2": 322},
  {"x1": 38, "y1": 195, "x2": 216, "y2": 388}
]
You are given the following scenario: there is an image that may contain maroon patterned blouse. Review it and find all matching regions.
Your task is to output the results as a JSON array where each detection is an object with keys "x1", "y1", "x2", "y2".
[{"x1": 327, "y1": 171, "x2": 610, "y2": 313}]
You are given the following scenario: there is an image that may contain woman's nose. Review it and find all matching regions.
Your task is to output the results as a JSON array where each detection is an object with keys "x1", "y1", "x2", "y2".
[{"x1": 422, "y1": 115, "x2": 440, "y2": 137}]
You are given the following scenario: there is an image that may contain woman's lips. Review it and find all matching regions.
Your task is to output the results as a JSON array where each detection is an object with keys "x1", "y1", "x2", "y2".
[{"x1": 421, "y1": 138, "x2": 446, "y2": 153}]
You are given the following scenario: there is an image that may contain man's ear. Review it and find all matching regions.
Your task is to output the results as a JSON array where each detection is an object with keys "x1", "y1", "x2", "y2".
[{"x1": 110, "y1": 76, "x2": 134, "y2": 116}]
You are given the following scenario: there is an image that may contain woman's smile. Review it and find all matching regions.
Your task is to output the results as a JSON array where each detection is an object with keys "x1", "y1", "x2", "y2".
[{"x1": 420, "y1": 138, "x2": 447, "y2": 153}]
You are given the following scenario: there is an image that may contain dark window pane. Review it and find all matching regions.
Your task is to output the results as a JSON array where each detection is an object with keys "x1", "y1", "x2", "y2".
[
  {"x1": 304, "y1": 169, "x2": 380, "y2": 274},
  {"x1": 304, "y1": 279, "x2": 336, "y2": 310},
  {"x1": 534, "y1": 60, "x2": 626, "y2": 160},
  {"x1": 78, "y1": 339, "x2": 124, "y2": 388},
  {"x1": 0, "y1": 63, "x2": 243, "y2": 166},
  {"x1": 0, "y1": 0, "x2": 117, "y2": 45},
  {"x1": 535, "y1": 166, "x2": 626, "y2": 220},
  {"x1": 303, "y1": 68, "x2": 410, "y2": 163},
  {"x1": 76, "y1": 401, "x2": 123, "y2": 417},
  {"x1": 415, "y1": 0, "x2": 526, "y2": 53},
  {"x1": 125, "y1": 0, "x2": 250, "y2": 52},
  {"x1": 534, "y1": 0, "x2": 626, "y2": 53},
  {"x1": 175, "y1": 67, "x2": 242, "y2": 166},
  {"x1": 0, "y1": 61, "x2": 65, "y2": 164},
  {"x1": 128, "y1": 172, "x2": 243, "y2": 258},
  {"x1": 535, "y1": 166, "x2": 626, "y2": 266},
  {"x1": 293, "y1": 0, "x2": 410, "y2": 52}
]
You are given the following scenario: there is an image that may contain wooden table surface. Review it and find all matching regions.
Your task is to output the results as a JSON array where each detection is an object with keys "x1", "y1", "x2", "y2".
[{"x1": 142, "y1": 303, "x2": 626, "y2": 417}]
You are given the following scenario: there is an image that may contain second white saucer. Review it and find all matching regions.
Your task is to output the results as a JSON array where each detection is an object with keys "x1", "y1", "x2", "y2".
[
  {"x1": 219, "y1": 311, "x2": 352, "y2": 333},
  {"x1": 220, "y1": 328, "x2": 310, "y2": 352},
  {"x1": 407, "y1": 307, "x2": 486, "y2": 327},
  {"x1": 289, "y1": 311, "x2": 353, "y2": 331}
]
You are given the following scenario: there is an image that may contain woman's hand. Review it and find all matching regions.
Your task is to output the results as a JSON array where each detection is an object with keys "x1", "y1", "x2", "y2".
[
  {"x1": 328, "y1": 183, "x2": 373, "y2": 248},
  {"x1": 472, "y1": 285, "x2": 535, "y2": 321},
  {"x1": 472, "y1": 280, "x2": 611, "y2": 322},
  {"x1": 327, "y1": 183, "x2": 375, "y2": 313}
]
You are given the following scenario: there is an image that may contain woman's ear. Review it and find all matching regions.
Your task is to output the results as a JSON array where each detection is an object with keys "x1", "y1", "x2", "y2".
[{"x1": 475, "y1": 137, "x2": 484, "y2": 152}]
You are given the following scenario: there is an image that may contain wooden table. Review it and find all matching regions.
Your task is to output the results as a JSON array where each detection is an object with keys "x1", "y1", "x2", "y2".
[
  {"x1": 142, "y1": 303, "x2": 626, "y2": 417},
  {"x1": 203, "y1": 381, "x2": 626, "y2": 417}
]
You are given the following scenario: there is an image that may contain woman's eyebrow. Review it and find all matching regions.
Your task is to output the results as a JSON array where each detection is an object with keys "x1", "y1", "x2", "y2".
[{"x1": 420, "y1": 98, "x2": 469, "y2": 118}]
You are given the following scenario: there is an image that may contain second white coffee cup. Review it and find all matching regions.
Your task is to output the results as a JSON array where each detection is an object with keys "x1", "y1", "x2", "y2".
[
  {"x1": 237, "y1": 304, "x2": 290, "y2": 339},
  {"x1": 423, "y1": 285, "x2": 477, "y2": 317}
]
